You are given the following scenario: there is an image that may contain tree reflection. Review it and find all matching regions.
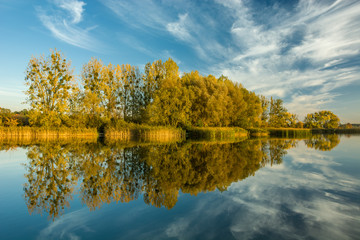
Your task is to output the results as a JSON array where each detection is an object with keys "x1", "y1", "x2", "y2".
[
  {"x1": 304, "y1": 134, "x2": 340, "y2": 151},
  {"x1": 23, "y1": 143, "x2": 78, "y2": 219},
  {"x1": 21, "y1": 136, "x2": 338, "y2": 220},
  {"x1": 261, "y1": 139, "x2": 298, "y2": 166}
]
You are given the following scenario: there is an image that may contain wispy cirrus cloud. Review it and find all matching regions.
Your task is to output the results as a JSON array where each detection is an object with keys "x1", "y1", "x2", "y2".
[
  {"x1": 166, "y1": 13, "x2": 192, "y2": 42},
  {"x1": 55, "y1": 0, "x2": 85, "y2": 24},
  {"x1": 212, "y1": 0, "x2": 360, "y2": 119},
  {"x1": 37, "y1": 208, "x2": 94, "y2": 240},
  {"x1": 103, "y1": 0, "x2": 230, "y2": 62},
  {"x1": 37, "y1": 0, "x2": 102, "y2": 52},
  {"x1": 103, "y1": 0, "x2": 171, "y2": 32},
  {"x1": 166, "y1": 12, "x2": 230, "y2": 61},
  {"x1": 100, "y1": 0, "x2": 360, "y2": 121}
]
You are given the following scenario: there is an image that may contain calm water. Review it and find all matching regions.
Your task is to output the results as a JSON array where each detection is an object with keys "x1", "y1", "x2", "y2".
[{"x1": 0, "y1": 135, "x2": 359, "y2": 240}]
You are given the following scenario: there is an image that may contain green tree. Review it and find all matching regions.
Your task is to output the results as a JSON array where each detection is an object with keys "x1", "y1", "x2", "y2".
[
  {"x1": 260, "y1": 95, "x2": 269, "y2": 127},
  {"x1": 25, "y1": 49, "x2": 78, "y2": 127},
  {"x1": 0, "y1": 107, "x2": 11, "y2": 126},
  {"x1": 120, "y1": 64, "x2": 143, "y2": 122},
  {"x1": 284, "y1": 112, "x2": 298, "y2": 128},
  {"x1": 221, "y1": 76, "x2": 246, "y2": 127},
  {"x1": 304, "y1": 110, "x2": 340, "y2": 129},
  {"x1": 81, "y1": 58, "x2": 118, "y2": 127},
  {"x1": 239, "y1": 89, "x2": 262, "y2": 128},
  {"x1": 268, "y1": 97, "x2": 287, "y2": 127}
]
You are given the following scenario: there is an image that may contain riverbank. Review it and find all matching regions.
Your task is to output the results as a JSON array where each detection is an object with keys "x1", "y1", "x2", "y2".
[
  {"x1": 311, "y1": 128, "x2": 360, "y2": 134},
  {"x1": 104, "y1": 124, "x2": 186, "y2": 142},
  {"x1": 0, "y1": 126, "x2": 98, "y2": 139},
  {"x1": 1, "y1": 126, "x2": 358, "y2": 143},
  {"x1": 186, "y1": 127, "x2": 248, "y2": 140},
  {"x1": 266, "y1": 128, "x2": 312, "y2": 138}
]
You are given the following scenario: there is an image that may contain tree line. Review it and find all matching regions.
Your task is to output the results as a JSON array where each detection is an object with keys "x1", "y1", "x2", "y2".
[{"x1": 0, "y1": 49, "x2": 340, "y2": 129}]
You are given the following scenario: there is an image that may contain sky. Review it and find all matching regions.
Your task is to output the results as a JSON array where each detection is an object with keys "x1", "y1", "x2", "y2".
[{"x1": 0, "y1": 0, "x2": 359, "y2": 123}]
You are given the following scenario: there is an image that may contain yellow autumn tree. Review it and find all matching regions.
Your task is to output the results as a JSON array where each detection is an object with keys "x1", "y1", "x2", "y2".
[{"x1": 25, "y1": 49, "x2": 78, "y2": 127}]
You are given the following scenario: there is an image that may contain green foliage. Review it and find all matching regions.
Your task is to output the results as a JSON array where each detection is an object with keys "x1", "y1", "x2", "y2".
[
  {"x1": 304, "y1": 110, "x2": 340, "y2": 129},
  {"x1": 25, "y1": 49, "x2": 78, "y2": 128},
  {"x1": 269, "y1": 97, "x2": 287, "y2": 127},
  {"x1": 267, "y1": 97, "x2": 298, "y2": 128},
  {"x1": 21, "y1": 49, "x2": 341, "y2": 132},
  {"x1": 4, "y1": 117, "x2": 19, "y2": 127},
  {"x1": 247, "y1": 128, "x2": 269, "y2": 136},
  {"x1": 0, "y1": 108, "x2": 29, "y2": 127},
  {"x1": 187, "y1": 127, "x2": 248, "y2": 140},
  {"x1": 260, "y1": 95, "x2": 269, "y2": 127}
]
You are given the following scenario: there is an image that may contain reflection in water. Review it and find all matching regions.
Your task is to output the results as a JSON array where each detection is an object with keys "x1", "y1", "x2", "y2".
[
  {"x1": 24, "y1": 143, "x2": 79, "y2": 219},
  {"x1": 19, "y1": 135, "x2": 341, "y2": 220},
  {"x1": 304, "y1": 134, "x2": 340, "y2": 151}
]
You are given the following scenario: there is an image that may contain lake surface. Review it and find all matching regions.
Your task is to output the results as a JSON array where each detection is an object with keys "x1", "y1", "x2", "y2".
[{"x1": 0, "y1": 135, "x2": 359, "y2": 240}]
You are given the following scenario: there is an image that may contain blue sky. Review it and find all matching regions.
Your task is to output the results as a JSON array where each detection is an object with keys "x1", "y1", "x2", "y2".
[{"x1": 1, "y1": 0, "x2": 359, "y2": 123}]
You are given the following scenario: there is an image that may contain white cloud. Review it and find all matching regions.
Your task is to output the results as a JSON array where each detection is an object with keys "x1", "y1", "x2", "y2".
[
  {"x1": 0, "y1": 87, "x2": 24, "y2": 97},
  {"x1": 103, "y1": 0, "x2": 170, "y2": 31},
  {"x1": 157, "y1": 140, "x2": 360, "y2": 239},
  {"x1": 211, "y1": 0, "x2": 360, "y2": 120},
  {"x1": 100, "y1": 0, "x2": 359, "y2": 121},
  {"x1": 166, "y1": 13, "x2": 192, "y2": 42},
  {"x1": 165, "y1": 217, "x2": 190, "y2": 238},
  {"x1": 226, "y1": 142, "x2": 360, "y2": 238},
  {"x1": 104, "y1": 0, "x2": 230, "y2": 62},
  {"x1": 37, "y1": 0, "x2": 102, "y2": 52},
  {"x1": 37, "y1": 208, "x2": 94, "y2": 240},
  {"x1": 55, "y1": 0, "x2": 86, "y2": 24}
]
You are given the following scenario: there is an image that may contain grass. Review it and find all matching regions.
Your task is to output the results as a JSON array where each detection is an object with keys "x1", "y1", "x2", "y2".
[
  {"x1": 104, "y1": 123, "x2": 186, "y2": 142},
  {"x1": 311, "y1": 128, "x2": 360, "y2": 134},
  {"x1": 0, "y1": 126, "x2": 98, "y2": 139},
  {"x1": 186, "y1": 127, "x2": 248, "y2": 140},
  {"x1": 247, "y1": 128, "x2": 269, "y2": 137},
  {"x1": 266, "y1": 128, "x2": 312, "y2": 138},
  {"x1": 0, "y1": 136, "x2": 98, "y2": 151},
  {"x1": 335, "y1": 128, "x2": 360, "y2": 134}
]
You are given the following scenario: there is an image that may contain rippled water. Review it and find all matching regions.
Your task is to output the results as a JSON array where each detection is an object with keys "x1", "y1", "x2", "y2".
[{"x1": 0, "y1": 135, "x2": 359, "y2": 240}]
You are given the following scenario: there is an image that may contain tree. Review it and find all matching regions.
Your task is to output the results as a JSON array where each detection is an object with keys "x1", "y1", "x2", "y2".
[
  {"x1": 81, "y1": 58, "x2": 109, "y2": 127},
  {"x1": 147, "y1": 58, "x2": 190, "y2": 127},
  {"x1": 119, "y1": 64, "x2": 143, "y2": 122},
  {"x1": 296, "y1": 121, "x2": 304, "y2": 128},
  {"x1": 4, "y1": 117, "x2": 19, "y2": 127},
  {"x1": 268, "y1": 97, "x2": 287, "y2": 127},
  {"x1": 260, "y1": 95, "x2": 269, "y2": 127},
  {"x1": 239, "y1": 89, "x2": 262, "y2": 128},
  {"x1": 304, "y1": 110, "x2": 340, "y2": 129},
  {"x1": 25, "y1": 49, "x2": 78, "y2": 127},
  {"x1": 284, "y1": 112, "x2": 298, "y2": 128},
  {"x1": 0, "y1": 107, "x2": 11, "y2": 126}
]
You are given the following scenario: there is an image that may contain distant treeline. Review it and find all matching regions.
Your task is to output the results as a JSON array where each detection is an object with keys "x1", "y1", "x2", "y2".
[{"x1": 0, "y1": 49, "x2": 341, "y2": 130}]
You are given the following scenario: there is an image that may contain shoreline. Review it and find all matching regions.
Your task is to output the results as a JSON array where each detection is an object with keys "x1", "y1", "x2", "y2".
[{"x1": 1, "y1": 126, "x2": 359, "y2": 142}]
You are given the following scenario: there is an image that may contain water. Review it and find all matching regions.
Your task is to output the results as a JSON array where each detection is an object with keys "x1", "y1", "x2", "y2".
[{"x1": 0, "y1": 135, "x2": 359, "y2": 240}]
